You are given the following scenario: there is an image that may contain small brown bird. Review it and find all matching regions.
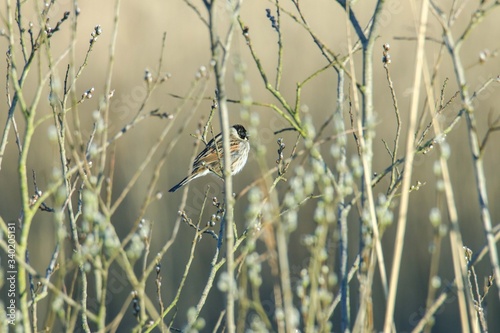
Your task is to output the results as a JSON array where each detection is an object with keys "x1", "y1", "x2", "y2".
[{"x1": 168, "y1": 124, "x2": 250, "y2": 192}]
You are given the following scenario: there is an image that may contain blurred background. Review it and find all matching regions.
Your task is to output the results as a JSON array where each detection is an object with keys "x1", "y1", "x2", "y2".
[{"x1": 1, "y1": 0, "x2": 500, "y2": 331}]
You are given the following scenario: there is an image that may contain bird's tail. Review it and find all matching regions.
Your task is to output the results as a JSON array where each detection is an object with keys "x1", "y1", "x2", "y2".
[
  {"x1": 168, "y1": 176, "x2": 189, "y2": 192},
  {"x1": 168, "y1": 175, "x2": 191, "y2": 192}
]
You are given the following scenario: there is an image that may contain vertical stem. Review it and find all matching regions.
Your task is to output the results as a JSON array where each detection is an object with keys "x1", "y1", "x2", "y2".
[
  {"x1": 336, "y1": 69, "x2": 350, "y2": 332},
  {"x1": 18, "y1": 114, "x2": 35, "y2": 333},
  {"x1": 354, "y1": 1, "x2": 390, "y2": 329},
  {"x1": 80, "y1": 268, "x2": 91, "y2": 333},
  {"x1": 446, "y1": 31, "x2": 500, "y2": 304},
  {"x1": 98, "y1": 0, "x2": 121, "y2": 184},
  {"x1": 219, "y1": 83, "x2": 236, "y2": 333},
  {"x1": 4, "y1": 4, "x2": 27, "y2": 331},
  {"x1": 208, "y1": 1, "x2": 243, "y2": 332},
  {"x1": 383, "y1": 0, "x2": 429, "y2": 331},
  {"x1": 339, "y1": 207, "x2": 350, "y2": 331},
  {"x1": 420, "y1": 48, "x2": 474, "y2": 332}
]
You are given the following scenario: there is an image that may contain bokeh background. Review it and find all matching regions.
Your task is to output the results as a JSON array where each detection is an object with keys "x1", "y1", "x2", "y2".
[{"x1": 1, "y1": 0, "x2": 500, "y2": 331}]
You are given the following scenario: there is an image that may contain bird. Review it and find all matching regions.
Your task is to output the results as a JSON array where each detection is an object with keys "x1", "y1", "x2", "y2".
[{"x1": 168, "y1": 124, "x2": 250, "y2": 192}]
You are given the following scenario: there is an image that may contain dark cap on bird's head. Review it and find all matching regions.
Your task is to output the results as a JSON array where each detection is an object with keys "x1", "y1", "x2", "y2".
[{"x1": 233, "y1": 124, "x2": 249, "y2": 140}]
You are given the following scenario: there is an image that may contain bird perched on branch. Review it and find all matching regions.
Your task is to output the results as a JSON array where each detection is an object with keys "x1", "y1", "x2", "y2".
[{"x1": 168, "y1": 124, "x2": 250, "y2": 192}]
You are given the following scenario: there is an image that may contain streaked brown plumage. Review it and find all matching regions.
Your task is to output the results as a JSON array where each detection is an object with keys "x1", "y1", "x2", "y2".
[{"x1": 168, "y1": 124, "x2": 250, "y2": 192}]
